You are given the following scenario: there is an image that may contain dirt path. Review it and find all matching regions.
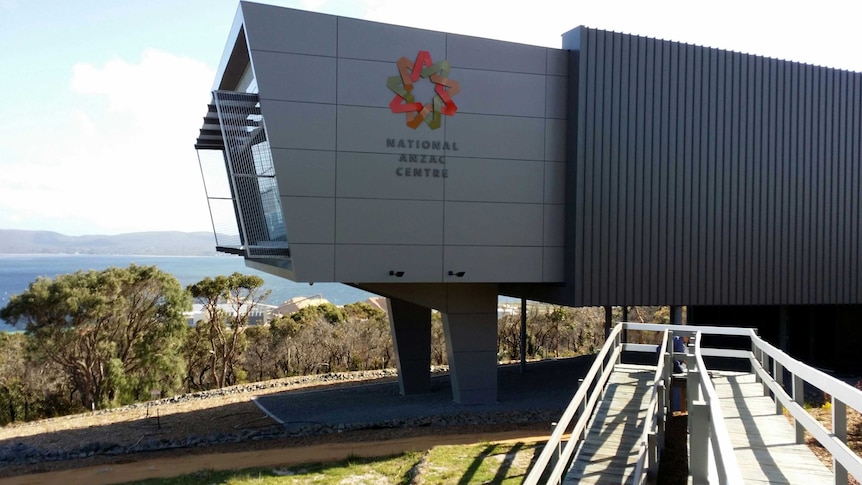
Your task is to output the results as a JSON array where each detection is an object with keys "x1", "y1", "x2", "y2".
[{"x1": 0, "y1": 430, "x2": 552, "y2": 485}]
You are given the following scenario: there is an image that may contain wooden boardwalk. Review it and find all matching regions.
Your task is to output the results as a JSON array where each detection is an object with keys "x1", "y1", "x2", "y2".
[
  {"x1": 563, "y1": 364, "x2": 654, "y2": 484},
  {"x1": 713, "y1": 372, "x2": 833, "y2": 484},
  {"x1": 559, "y1": 367, "x2": 836, "y2": 484}
]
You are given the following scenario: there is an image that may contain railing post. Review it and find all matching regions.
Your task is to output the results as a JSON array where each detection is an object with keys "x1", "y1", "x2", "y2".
[
  {"x1": 578, "y1": 378, "x2": 586, "y2": 440},
  {"x1": 549, "y1": 421, "x2": 561, "y2": 485},
  {"x1": 774, "y1": 361, "x2": 785, "y2": 415},
  {"x1": 687, "y1": 364, "x2": 700, "y2": 432},
  {"x1": 648, "y1": 431, "x2": 658, "y2": 478},
  {"x1": 752, "y1": 341, "x2": 762, "y2": 384},
  {"x1": 689, "y1": 400, "x2": 710, "y2": 484},
  {"x1": 762, "y1": 354, "x2": 771, "y2": 397},
  {"x1": 662, "y1": 352, "x2": 673, "y2": 413},
  {"x1": 793, "y1": 373, "x2": 805, "y2": 444},
  {"x1": 657, "y1": 380, "x2": 666, "y2": 451},
  {"x1": 615, "y1": 329, "x2": 622, "y2": 365},
  {"x1": 833, "y1": 397, "x2": 848, "y2": 485},
  {"x1": 599, "y1": 359, "x2": 606, "y2": 399}
]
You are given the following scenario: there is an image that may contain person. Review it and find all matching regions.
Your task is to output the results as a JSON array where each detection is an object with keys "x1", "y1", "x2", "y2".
[
  {"x1": 656, "y1": 335, "x2": 689, "y2": 373},
  {"x1": 671, "y1": 335, "x2": 688, "y2": 373},
  {"x1": 666, "y1": 335, "x2": 690, "y2": 412}
]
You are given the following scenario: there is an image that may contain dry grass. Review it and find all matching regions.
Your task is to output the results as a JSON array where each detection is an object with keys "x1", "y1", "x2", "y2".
[{"x1": 0, "y1": 372, "x2": 400, "y2": 478}]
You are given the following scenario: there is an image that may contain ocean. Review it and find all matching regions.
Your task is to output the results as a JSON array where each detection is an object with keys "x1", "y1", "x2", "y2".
[{"x1": 0, "y1": 254, "x2": 377, "y2": 332}]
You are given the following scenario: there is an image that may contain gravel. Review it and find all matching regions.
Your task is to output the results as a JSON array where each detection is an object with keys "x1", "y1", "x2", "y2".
[{"x1": 0, "y1": 358, "x2": 593, "y2": 471}]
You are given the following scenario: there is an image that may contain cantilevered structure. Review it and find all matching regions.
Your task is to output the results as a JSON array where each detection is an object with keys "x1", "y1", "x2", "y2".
[{"x1": 196, "y1": 1, "x2": 862, "y2": 403}]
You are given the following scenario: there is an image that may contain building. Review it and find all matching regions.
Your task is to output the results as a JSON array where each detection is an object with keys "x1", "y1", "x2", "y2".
[{"x1": 195, "y1": 2, "x2": 862, "y2": 403}]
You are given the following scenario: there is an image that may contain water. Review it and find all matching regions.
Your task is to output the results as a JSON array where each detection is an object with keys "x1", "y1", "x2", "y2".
[{"x1": 0, "y1": 254, "x2": 377, "y2": 332}]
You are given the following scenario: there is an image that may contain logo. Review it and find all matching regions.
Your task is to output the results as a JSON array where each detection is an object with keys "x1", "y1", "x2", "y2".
[{"x1": 387, "y1": 51, "x2": 460, "y2": 130}]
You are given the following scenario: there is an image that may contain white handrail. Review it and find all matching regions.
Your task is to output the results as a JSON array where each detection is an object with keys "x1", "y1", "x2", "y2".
[
  {"x1": 523, "y1": 323, "x2": 624, "y2": 485},
  {"x1": 632, "y1": 329, "x2": 670, "y2": 484},
  {"x1": 691, "y1": 331, "x2": 744, "y2": 484},
  {"x1": 524, "y1": 322, "x2": 862, "y2": 484},
  {"x1": 748, "y1": 333, "x2": 862, "y2": 483}
]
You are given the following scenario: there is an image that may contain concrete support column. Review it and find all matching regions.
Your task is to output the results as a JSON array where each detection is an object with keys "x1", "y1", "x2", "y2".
[
  {"x1": 387, "y1": 297, "x2": 431, "y2": 395},
  {"x1": 441, "y1": 284, "x2": 498, "y2": 404}
]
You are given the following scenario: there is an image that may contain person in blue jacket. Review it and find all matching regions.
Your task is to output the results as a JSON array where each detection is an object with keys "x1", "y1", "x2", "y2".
[
  {"x1": 656, "y1": 334, "x2": 689, "y2": 372},
  {"x1": 671, "y1": 335, "x2": 688, "y2": 373}
]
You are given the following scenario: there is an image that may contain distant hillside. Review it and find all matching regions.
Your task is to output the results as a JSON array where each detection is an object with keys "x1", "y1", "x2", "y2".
[{"x1": 0, "y1": 229, "x2": 219, "y2": 256}]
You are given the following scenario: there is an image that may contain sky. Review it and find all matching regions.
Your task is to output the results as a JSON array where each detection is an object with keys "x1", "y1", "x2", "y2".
[{"x1": 1, "y1": 0, "x2": 860, "y2": 236}]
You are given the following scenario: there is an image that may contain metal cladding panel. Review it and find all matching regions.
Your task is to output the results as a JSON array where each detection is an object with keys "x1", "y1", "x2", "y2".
[
  {"x1": 252, "y1": 51, "x2": 336, "y2": 103},
  {"x1": 337, "y1": 17, "x2": 446, "y2": 63},
  {"x1": 335, "y1": 198, "x2": 443, "y2": 245},
  {"x1": 545, "y1": 119, "x2": 567, "y2": 162},
  {"x1": 231, "y1": 5, "x2": 567, "y2": 283},
  {"x1": 446, "y1": 35, "x2": 547, "y2": 74},
  {"x1": 444, "y1": 114, "x2": 545, "y2": 160},
  {"x1": 281, "y1": 196, "x2": 335, "y2": 243},
  {"x1": 272, "y1": 149, "x2": 335, "y2": 197},
  {"x1": 240, "y1": 2, "x2": 336, "y2": 56},
  {"x1": 566, "y1": 27, "x2": 862, "y2": 306},
  {"x1": 453, "y1": 70, "x2": 546, "y2": 117},
  {"x1": 443, "y1": 202, "x2": 543, "y2": 246},
  {"x1": 444, "y1": 157, "x2": 543, "y2": 203},
  {"x1": 337, "y1": 59, "x2": 393, "y2": 108},
  {"x1": 335, "y1": 152, "x2": 444, "y2": 200},
  {"x1": 335, "y1": 106, "x2": 446, "y2": 153},
  {"x1": 287, "y1": 244, "x2": 335, "y2": 281},
  {"x1": 443, "y1": 246, "x2": 543, "y2": 283},
  {"x1": 260, "y1": 100, "x2": 336, "y2": 151},
  {"x1": 544, "y1": 160, "x2": 566, "y2": 204}
]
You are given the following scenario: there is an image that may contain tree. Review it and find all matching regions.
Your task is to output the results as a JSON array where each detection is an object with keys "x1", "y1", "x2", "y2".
[
  {"x1": 0, "y1": 265, "x2": 190, "y2": 410},
  {"x1": 187, "y1": 273, "x2": 269, "y2": 389}
]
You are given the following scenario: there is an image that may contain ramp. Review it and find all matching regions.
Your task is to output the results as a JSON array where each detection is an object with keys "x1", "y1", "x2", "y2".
[{"x1": 564, "y1": 364, "x2": 654, "y2": 484}]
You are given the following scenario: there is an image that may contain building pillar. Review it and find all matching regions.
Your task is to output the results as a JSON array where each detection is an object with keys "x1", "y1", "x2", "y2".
[
  {"x1": 779, "y1": 305, "x2": 789, "y2": 352},
  {"x1": 520, "y1": 298, "x2": 527, "y2": 374},
  {"x1": 621, "y1": 306, "x2": 629, "y2": 343},
  {"x1": 670, "y1": 305, "x2": 683, "y2": 326},
  {"x1": 387, "y1": 297, "x2": 431, "y2": 395},
  {"x1": 604, "y1": 306, "x2": 612, "y2": 338},
  {"x1": 441, "y1": 284, "x2": 498, "y2": 404}
]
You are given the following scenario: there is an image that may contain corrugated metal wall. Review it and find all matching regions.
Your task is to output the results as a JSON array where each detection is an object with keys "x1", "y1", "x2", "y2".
[{"x1": 565, "y1": 28, "x2": 861, "y2": 306}]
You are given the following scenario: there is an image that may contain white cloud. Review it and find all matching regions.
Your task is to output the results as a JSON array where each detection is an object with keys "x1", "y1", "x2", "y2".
[{"x1": 0, "y1": 49, "x2": 215, "y2": 235}]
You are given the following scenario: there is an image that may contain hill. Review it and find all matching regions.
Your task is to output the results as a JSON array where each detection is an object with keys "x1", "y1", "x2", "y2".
[{"x1": 0, "y1": 229, "x2": 219, "y2": 256}]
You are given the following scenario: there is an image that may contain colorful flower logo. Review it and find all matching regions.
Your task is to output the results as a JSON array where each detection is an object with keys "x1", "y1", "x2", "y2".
[{"x1": 387, "y1": 51, "x2": 460, "y2": 130}]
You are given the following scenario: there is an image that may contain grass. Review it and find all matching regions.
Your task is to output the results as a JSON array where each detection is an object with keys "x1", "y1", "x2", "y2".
[{"x1": 121, "y1": 441, "x2": 541, "y2": 485}]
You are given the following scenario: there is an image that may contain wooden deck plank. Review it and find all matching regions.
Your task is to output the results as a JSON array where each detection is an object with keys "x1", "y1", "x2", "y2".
[
  {"x1": 559, "y1": 366, "x2": 838, "y2": 483},
  {"x1": 713, "y1": 372, "x2": 834, "y2": 484},
  {"x1": 563, "y1": 365, "x2": 654, "y2": 484}
]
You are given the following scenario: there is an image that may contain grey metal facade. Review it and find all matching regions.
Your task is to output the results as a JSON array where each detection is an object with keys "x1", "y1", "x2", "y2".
[
  {"x1": 561, "y1": 27, "x2": 861, "y2": 307},
  {"x1": 196, "y1": 4, "x2": 862, "y2": 398}
]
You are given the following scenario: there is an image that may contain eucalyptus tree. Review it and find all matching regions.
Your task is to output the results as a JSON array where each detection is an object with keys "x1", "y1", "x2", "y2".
[
  {"x1": 0, "y1": 265, "x2": 191, "y2": 410},
  {"x1": 187, "y1": 272, "x2": 269, "y2": 389}
]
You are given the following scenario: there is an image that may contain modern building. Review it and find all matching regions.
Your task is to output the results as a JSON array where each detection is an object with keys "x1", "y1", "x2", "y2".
[{"x1": 195, "y1": 1, "x2": 862, "y2": 403}]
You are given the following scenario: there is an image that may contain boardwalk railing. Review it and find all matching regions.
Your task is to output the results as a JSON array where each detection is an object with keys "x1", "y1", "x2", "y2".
[
  {"x1": 623, "y1": 323, "x2": 743, "y2": 484},
  {"x1": 524, "y1": 323, "x2": 673, "y2": 484},
  {"x1": 523, "y1": 323, "x2": 628, "y2": 484},
  {"x1": 746, "y1": 330, "x2": 862, "y2": 485},
  {"x1": 524, "y1": 322, "x2": 862, "y2": 485}
]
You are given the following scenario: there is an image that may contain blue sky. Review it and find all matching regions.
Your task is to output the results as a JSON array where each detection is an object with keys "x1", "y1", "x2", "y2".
[{"x1": 1, "y1": 0, "x2": 859, "y2": 236}]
